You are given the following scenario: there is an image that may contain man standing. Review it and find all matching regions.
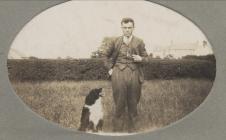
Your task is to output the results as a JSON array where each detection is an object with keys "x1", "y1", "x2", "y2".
[{"x1": 103, "y1": 17, "x2": 149, "y2": 132}]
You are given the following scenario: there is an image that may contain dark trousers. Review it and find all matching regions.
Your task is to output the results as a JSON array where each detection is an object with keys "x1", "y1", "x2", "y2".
[{"x1": 111, "y1": 66, "x2": 141, "y2": 132}]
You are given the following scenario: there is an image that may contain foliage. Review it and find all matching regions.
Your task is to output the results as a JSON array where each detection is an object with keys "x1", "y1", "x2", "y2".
[{"x1": 7, "y1": 56, "x2": 216, "y2": 81}]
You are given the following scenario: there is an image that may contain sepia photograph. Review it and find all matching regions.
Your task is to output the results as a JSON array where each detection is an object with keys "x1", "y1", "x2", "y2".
[{"x1": 7, "y1": 1, "x2": 216, "y2": 136}]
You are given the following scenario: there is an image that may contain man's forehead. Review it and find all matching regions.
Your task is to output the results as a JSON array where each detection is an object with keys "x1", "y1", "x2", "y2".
[{"x1": 121, "y1": 22, "x2": 134, "y2": 27}]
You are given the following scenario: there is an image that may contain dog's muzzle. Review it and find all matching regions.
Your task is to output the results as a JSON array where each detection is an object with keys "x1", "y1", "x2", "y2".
[{"x1": 99, "y1": 92, "x2": 105, "y2": 97}]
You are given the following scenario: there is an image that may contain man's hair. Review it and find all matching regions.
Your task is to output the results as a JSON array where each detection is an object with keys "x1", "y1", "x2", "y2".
[{"x1": 121, "y1": 17, "x2": 135, "y2": 26}]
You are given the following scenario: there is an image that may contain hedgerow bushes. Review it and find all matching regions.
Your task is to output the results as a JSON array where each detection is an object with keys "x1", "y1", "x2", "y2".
[
  {"x1": 7, "y1": 58, "x2": 216, "y2": 81},
  {"x1": 143, "y1": 59, "x2": 216, "y2": 80}
]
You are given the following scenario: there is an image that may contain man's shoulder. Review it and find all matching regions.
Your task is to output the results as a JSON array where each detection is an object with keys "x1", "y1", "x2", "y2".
[
  {"x1": 112, "y1": 35, "x2": 143, "y2": 41},
  {"x1": 133, "y1": 36, "x2": 144, "y2": 43},
  {"x1": 110, "y1": 36, "x2": 123, "y2": 45},
  {"x1": 114, "y1": 36, "x2": 123, "y2": 41},
  {"x1": 111, "y1": 36, "x2": 144, "y2": 45},
  {"x1": 107, "y1": 36, "x2": 122, "y2": 43}
]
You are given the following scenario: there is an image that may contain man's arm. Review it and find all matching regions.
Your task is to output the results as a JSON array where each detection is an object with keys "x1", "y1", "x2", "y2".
[
  {"x1": 132, "y1": 40, "x2": 149, "y2": 63},
  {"x1": 139, "y1": 40, "x2": 149, "y2": 63},
  {"x1": 101, "y1": 38, "x2": 115, "y2": 70}
]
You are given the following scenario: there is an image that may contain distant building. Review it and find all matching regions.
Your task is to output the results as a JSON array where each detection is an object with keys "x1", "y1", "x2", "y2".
[{"x1": 152, "y1": 40, "x2": 212, "y2": 59}]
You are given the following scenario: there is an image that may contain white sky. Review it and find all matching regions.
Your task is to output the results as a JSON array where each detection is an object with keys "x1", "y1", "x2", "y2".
[{"x1": 9, "y1": 1, "x2": 213, "y2": 59}]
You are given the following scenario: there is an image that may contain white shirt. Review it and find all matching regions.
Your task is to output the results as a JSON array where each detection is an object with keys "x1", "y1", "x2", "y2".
[{"x1": 123, "y1": 35, "x2": 133, "y2": 45}]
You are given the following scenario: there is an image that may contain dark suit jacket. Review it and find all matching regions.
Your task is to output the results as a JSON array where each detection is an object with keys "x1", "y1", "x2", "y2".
[{"x1": 103, "y1": 36, "x2": 149, "y2": 83}]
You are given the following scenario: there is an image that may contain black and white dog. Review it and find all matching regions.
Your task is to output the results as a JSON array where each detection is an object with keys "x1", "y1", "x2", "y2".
[{"x1": 78, "y1": 88, "x2": 104, "y2": 132}]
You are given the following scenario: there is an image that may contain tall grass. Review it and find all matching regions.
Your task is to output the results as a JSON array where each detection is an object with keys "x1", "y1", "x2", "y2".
[{"x1": 11, "y1": 79, "x2": 213, "y2": 133}]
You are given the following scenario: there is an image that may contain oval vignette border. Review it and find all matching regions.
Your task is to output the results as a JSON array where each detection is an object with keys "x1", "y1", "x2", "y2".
[
  {"x1": 0, "y1": 1, "x2": 224, "y2": 140},
  {"x1": 7, "y1": 0, "x2": 216, "y2": 136}
]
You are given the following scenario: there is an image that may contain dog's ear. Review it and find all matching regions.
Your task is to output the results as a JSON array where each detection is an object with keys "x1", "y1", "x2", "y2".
[{"x1": 98, "y1": 88, "x2": 102, "y2": 92}]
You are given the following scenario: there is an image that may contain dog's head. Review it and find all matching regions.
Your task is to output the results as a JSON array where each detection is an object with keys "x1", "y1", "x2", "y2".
[{"x1": 85, "y1": 88, "x2": 104, "y2": 105}]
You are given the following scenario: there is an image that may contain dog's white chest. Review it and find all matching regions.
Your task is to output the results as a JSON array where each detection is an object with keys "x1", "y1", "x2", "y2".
[{"x1": 85, "y1": 98, "x2": 103, "y2": 127}]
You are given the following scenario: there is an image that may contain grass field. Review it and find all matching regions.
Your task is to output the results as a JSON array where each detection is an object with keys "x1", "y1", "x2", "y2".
[{"x1": 11, "y1": 79, "x2": 213, "y2": 133}]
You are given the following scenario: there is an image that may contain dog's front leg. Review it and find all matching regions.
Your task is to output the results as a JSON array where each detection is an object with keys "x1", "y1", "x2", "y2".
[{"x1": 96, "y1": 119, "x2": 104, "y2": 132}]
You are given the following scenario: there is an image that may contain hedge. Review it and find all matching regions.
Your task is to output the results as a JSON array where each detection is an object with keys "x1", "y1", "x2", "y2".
[{"x1": 7, "y1": 58, "x2": 216, "y2": 81}]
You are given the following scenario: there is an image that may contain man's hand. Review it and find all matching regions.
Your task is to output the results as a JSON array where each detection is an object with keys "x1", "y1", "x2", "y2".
[
  {"x1": 132, "y1": 54, "x2": 142, "y2": 62},
  {"x1": 108, "y1": 69, "x2": 113, "y2": 76}
]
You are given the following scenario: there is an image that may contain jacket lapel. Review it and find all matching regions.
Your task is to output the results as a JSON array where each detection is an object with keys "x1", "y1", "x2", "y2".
[{"x1": 129, "y1": 36, "x2": 140, "y2": 55}]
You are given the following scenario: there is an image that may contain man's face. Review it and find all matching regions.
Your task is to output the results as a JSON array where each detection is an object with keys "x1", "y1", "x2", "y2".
[{"x1": 121, "y1": 22, "x2": 134, "y2": 37}]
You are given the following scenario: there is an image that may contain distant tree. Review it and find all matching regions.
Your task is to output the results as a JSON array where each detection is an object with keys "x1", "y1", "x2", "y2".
[
  {"x1": 66, "y1": 56, "x2": 74, "y2": 60},
  {"x1": 149, "y1": 53, "x2": 153, "y2": 58},
  {"x1": 164, "y1": 54, "x2": 174, "y2": 60},
  {"x1": 155, "y1": 56, "x2": 161, "y2": 59},
  {"x1": 28, "y1": 56, "x2": 38, "y2": 59},
  {"x1": 91, "y1": 36, "x2": 116, "y2": 58},
  {"x1": 91, "y1": 51, "x2": 100, "y2": 58}
]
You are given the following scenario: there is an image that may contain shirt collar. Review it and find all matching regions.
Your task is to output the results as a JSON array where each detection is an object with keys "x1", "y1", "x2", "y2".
[{"x1": 123, "y1": 35, "x2": 133, "y2": 45}]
